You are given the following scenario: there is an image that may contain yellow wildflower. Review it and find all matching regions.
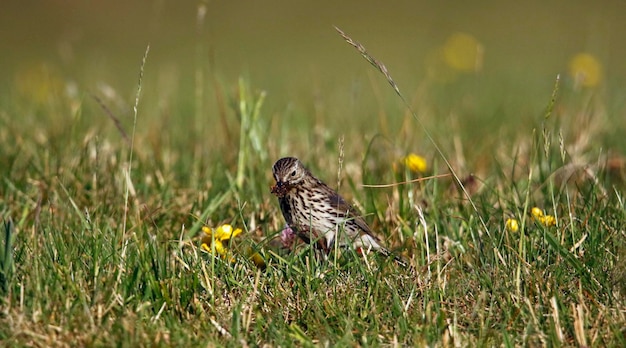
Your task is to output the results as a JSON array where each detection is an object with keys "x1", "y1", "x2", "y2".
[
  {"x1": 201, "y1": 224, "x2": 242, "y2": 257},
  {"x1": 247, "y1": 249, "x2": 266, "y2": 269},
  {"x1": 541, "y1": 215, "x2": 556, "y2": 227},
  {"x1": 201, "y1": 224, "x2": 266, "y2": 268},
  {"x1": 531, "y1": 207, "x2": 556, "y2": 227},
  {"x1": 531, "y1": 207, "x2": 544, "y2": 220},
  {"x1": 442, "y1": 32, "x2": 483, "y2": 73},
  {"x1": 14, "y1": 62, "x2": 65, "y2": 105},
  {"x1": 404, "y1": 154, "x2": 428, "y2": 173},
  {"x1": 569, "y1": 53, "x2": 602, "y2": 88},
  {"x1": 505, "y1": 218, "x2": 519, "y2": 232}
]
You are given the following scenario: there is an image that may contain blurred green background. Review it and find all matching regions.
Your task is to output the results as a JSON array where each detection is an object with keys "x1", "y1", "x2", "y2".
[{"x1": 1, "y1": 0, "x2": 624, "y2": 153}]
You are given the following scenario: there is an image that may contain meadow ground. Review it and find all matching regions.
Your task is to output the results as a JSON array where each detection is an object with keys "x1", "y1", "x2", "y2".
[{"x1": 1, "y1": 3, "x2": 626, "y2": 347}]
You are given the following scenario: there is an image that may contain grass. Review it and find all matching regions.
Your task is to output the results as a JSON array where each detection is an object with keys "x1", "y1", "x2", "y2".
[{"x1": 1, "y1": 28, "x2": 625, "y2": 348}]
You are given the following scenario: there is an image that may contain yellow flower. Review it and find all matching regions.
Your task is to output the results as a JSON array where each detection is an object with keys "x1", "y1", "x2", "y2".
[
  {"x1": 569, "y1": 53, "x2": 602, "y2": 88},
  {"x1": 442, "y1": 32, "x2": 483, "y2": 73},
  {"x1": 404, "y1": 154, "x2": 428, "y2": 173},
  {"x1": 541, "y1": 215, "x2": 556, "y2": 227},
  {"x1": 248, "y1": 249, "x2": 266, "y2": 269},
  {"x1": 531, "y1": 207, "x2": 544, "y2": 219},
  {"x1": 505, "y1": 218, "x2": 519, "y2": 232},
  {"x1": 201, "y1": 224, "x2": 266, "y2": 268},
  {"x1": 201, "y1": 224, "x2": 242, "y2": 257},
  {"x1": 531, "y1": 207, "x2": 556, "y2": 227},
  {"x1": 14, "y1": 62, "x2": 66, "y2": 105}
]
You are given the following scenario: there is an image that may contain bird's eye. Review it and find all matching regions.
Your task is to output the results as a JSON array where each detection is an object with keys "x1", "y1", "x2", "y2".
[{"x1": 291, "y1": 170, "x2": 297, "y2": 177}]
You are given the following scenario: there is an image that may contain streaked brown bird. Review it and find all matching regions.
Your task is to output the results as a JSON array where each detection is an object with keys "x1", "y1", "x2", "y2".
[{"x1": 271, "y1": 157, "x2": 406, "y2": 266}]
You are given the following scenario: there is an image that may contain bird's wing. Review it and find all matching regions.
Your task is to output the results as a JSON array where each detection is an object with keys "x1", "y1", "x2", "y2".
[
  {"x1": 326, "y1": 187, "x2": 379, "y2": 239},
  {"x1": 325, "y1": 185, "x2": 408, "y2": 266}
]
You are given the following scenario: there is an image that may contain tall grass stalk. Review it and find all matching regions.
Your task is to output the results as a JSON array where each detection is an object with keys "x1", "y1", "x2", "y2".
[{"x1": 118, "y1": 45, "x2": 150, "y2": 288}]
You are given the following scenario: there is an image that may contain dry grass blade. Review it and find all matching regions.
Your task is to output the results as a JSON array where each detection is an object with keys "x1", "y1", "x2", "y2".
[
  {"x1": 210, "y1": 317, "x2": 232, "y2": 338},
  {"x1": 91, "y1": 94, "x2": 130, "y2": 145},
  {"x1": 333, "y1": 26, "x2": 400, "y2": 96},
  {"x1": 362, "y1": 173, "x2": 452, "y2": 188},
  {"x1": 117, "y1": 45, "x2": 150, "y2": 290}
]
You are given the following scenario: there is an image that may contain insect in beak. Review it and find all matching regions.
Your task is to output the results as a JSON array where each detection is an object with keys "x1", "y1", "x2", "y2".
[{"x1": 271, "y1": 181, "x2": 289, "y2": 197}]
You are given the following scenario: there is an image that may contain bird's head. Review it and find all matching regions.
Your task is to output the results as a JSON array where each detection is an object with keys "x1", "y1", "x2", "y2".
[{"x1": 271, "y1": 157, "x2": 308, "y2": 197}]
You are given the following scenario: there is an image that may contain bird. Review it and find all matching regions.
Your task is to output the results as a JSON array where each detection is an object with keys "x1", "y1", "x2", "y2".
[{"x1": 270, "y1": 156, "x2": 406, "y2": 266}]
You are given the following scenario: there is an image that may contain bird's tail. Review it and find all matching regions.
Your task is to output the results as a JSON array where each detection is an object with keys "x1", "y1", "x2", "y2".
[
  {"x1": 350, "y1": 233, "x2": 410, "y2": 267},
  {"x1": 377, "y1": 247, "x2": 409, "y2": 268}
]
